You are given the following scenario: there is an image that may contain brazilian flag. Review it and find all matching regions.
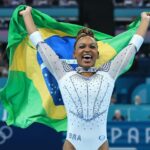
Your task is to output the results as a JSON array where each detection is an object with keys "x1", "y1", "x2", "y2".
[{"x1": 0, "y1": 5, "x2": 141, "y2": 131}]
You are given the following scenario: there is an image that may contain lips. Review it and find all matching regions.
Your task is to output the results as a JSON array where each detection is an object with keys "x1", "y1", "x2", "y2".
[
  {"x1": 82, "y1": 54, "x2": 92, "y2": 59},
  {"x1": 82, "y1": 54, "x2": 93, "y2": 63}
]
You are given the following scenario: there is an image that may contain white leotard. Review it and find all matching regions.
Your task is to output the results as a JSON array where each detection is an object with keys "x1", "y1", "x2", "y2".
[
  {"x1": 30, "y1": 32, "x2": 143, "y2": 150},
  {"x1": 59, "y1": 71, "x2": 114, "y2": 150}
]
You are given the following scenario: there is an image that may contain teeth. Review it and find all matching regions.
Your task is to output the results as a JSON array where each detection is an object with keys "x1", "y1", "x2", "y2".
[{"x1": 83, "y1": 54, "x2": 92, "y2": 59}]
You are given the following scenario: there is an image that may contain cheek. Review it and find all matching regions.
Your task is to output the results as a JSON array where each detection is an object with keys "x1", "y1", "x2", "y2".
[
  {"x1": 93, "y1": 50, "x2": 99, "y2": 57},
  {"x1": 73, "y1": 50, "x2": 79, "y2": 59},
  {"x1": 74, "y1": 49, "x2": 82, "y2": 56}
]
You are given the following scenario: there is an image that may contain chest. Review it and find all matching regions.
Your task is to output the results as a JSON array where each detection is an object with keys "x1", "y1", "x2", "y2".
[
  {"x1": 59, "y1": 72, "x2": 115, "y2": 120},
  {"x1": 59, "y1": 72, "x2": 115, "y2": 101}
]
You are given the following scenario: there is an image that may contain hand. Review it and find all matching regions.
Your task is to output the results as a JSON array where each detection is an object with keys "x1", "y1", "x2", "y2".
[
  {"x1": 19, "y1": 6, "x2": 37, "y2": 35},
  {"x1": 136, "y1": 12, "x2": 150, "y2": 38},
  {"x1": 141, "y1": 12, "x2": 150, "y2": 23},
  {"x1": 19, "y1": 6, "x2": 32, "y2": 17}
]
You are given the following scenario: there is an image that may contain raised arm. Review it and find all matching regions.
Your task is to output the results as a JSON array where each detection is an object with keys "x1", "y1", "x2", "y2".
[
  {"x1": 19, "y1": 7, "x2": 37, "y2": 35},
  {"x1": 107, "y1": 12, "x2": 150, "y2": 80},
  {"x1": 20, "y1": 6, "x2": 72, "y2": 81}
]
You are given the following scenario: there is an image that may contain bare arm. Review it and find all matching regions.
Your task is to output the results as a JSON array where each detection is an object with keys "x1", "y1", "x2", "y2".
[
  {"x1": 107, "y1": 12, "x2": 150, "y2": 80},
  {"x1": 20, "y1": 6, "x2": 72, "y2": 81},
  {"x1": 19, "y1": 7, "x2": 37, "y2": 35},
  {"x1": 136, "y1": 12, "x2": 150, "y2": 37}
]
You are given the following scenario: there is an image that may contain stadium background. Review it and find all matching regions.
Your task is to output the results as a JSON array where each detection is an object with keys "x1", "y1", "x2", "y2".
[{"x1": 0, "y1": 0, "x2": 150, "y2": 149}]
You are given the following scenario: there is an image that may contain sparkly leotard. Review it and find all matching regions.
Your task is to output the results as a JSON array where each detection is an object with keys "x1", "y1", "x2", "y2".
[{"x1": 30, "y1": 32, "x2": 143, "y2": 150}]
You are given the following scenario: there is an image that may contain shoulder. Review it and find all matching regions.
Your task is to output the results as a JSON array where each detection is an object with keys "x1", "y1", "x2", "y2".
[{"x1": 97, "y1": 61, "x2": 111, "y2": 72}]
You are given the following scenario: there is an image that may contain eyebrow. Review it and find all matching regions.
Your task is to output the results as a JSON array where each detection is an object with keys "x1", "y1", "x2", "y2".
[
  {"x1": 78, "y1": 42, "x2": 97, "y2": 46},
  {"x1": 75, "y1": 41, "x2": 98, "y2": 49}
]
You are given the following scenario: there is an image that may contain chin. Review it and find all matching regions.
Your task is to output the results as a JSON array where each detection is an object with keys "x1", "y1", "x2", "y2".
[
  {"x1": 78, "y1": 60, "x2": 95, "y2": 68},
  {"x1": 80, "y1": 64, "x2": 94, "y2": 68}
]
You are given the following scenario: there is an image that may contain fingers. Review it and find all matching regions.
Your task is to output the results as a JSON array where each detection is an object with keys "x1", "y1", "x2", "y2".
[
  {"x1": 146, "y1": 12, "x2": 150, "y2": 16},
  {"x1": 26, "y1": 6, "x2": 32, "y2": 11},
  {"x1": 141, "y1": 12, "x2": 150, "y2": 17},
  {"x1": 141, "y1": 12, "x2": 150, "y2": 22},
  {"x1": 19, "y1": 6, "x2": 32, "y2": 16},
  {"x1": 19, "y1": 10, "x2": 25, "y2": 16}
]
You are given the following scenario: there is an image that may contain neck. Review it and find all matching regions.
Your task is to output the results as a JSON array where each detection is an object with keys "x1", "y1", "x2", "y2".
[
  {"x1": 76, "y1": 66, "x2": 97, "y2": 77},
  {"x1": 80, "y1": 72, "x2": 95, "y2": 77}
]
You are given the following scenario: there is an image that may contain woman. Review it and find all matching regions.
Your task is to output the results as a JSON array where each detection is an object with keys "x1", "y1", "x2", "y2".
[{"x1": 20, "y1": 7, "x2": 150, "y2": 150}]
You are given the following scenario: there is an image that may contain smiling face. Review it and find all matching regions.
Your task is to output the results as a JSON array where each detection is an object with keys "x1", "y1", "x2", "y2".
[{"x1": 74, "y1": 36, "x2": 99, "y2": 68}]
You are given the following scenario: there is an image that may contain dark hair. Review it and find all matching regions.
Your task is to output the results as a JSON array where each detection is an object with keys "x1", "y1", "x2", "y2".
[{"x1": 74, "y1": 28, "x2": 96, "y2": 49}]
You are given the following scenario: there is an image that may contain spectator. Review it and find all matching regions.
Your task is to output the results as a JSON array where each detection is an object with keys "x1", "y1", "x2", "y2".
[
  {"x1": 110, "y1": 96, "x2": 117, "y2": 105},
  {"x1": 67, "y1": 0, "x2": 77, "y2": 6},
  {"x1": 113, "y1": 0, "x2": 125, "y2": 6},
  {"x1": 2, "y1": 0, "x2": 11, "y2": 6},
  {"x1": 143, "y1": 0, "x2": 150, "y2": 6},
  {"x1": 134, "y1": 0, "x2": 143, "y2": 6},
  {"x1": 32, "y1": 0, "x2": 58, "y2": 6},
  {"x1": 0, "y1": 19, "x2": 3, "y2": 29},
  {"x1": 59, "y1": 0, "x2": 77, "y2": 6},
  {"x1": 11, "y1": 0, "x2": 25, "y2": 6},
  {"x1": 0, "y1": 50, "x2": 4, "y2": 76},
  {"x1": 134, "y1": 95, "x2": 142, "y2": 105},
  {"x1": 124, "y1": 0, "x2": 134, "y2": 6},
  {"x1": 59, "y1": 0, "x2": 68, "y2": 6},
  {"x1": 112, "y1": 109, "x2": 126, "y2": 121},
  {"x1": 32, "y1": 0, "x2": 48, "y2": 6},
  {"x1": 0, "y1": 43, "x2": 8, "y2": 77}
]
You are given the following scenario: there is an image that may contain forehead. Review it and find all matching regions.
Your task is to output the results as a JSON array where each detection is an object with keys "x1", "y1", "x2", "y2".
[{"x1": 76, "y1": 36, "x2": 97, "y2": 45}]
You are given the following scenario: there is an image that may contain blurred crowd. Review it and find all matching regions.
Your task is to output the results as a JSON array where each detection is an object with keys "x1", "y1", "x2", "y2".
[
  {"x1": 0, "y1": 0, "x2": 78, "y2": 6},
  {"x1": 110, "y1": 94, "x2": 142, "y2": 105},
  {"x1": 0, "y1": 43, "x2": 8, "y2": 77},
  {"x1": 113, "y1": 0, "x2": 150, "y2": 7},
  {"x1": 0, "y1": 18, "x2": 9, "y2": 29},
  {"x1": 0, "y1": 0, "x2": 149, "y2": 7}
]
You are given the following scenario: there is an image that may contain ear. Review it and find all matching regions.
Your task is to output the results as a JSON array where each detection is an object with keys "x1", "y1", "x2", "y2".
[
  {"x1": 73, "y1": 54, "x2": 76, "y2": 59},
  {"x1": 73, "y1": 50, "x2": 77, "y2": 59}
]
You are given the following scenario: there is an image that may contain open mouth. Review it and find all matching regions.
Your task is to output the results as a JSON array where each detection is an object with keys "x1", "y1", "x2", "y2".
[
  {"x1": 82, "y1": 54, "x2": 92, "y2": 60},
  {"x1": 81, "y1": 54, "x2": 93, "y2": 64}
]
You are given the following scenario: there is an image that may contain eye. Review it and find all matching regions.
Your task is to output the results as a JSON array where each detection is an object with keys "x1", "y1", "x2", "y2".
[
  {"x1": 90, "y1": 45, "x2": 97, "y2": 49},
  {"x1": 79, "y1": 45, "x2": 85, "y2": 49}
]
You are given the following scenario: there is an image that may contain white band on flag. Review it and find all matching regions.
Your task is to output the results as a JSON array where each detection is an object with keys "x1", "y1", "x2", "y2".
[
  {"x1": 61, "y1": 59, "x2": 77, "y2": 64},
  {"x1": 40, "y1": 59, "x2": 77, "y2": 70},
  {"x1": 40, "y1": 63, "x2": 46, "y2": 69}
]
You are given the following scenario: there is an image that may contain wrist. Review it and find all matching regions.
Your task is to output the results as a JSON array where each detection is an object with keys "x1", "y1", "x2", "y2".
[{"x1": 141, "y1": 17, "x2": 150, "y2": 24}]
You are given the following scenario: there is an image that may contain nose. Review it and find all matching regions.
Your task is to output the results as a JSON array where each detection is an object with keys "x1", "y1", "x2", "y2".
[{"x1": 84, "y1": 46, "x2": 91, "y2": 52}]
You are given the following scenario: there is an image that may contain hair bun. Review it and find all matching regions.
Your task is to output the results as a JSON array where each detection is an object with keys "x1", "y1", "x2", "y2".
[
  {"x1": 74, "y1": 28, "x2": 96, "y2": 49},
  {"x1": 76, "y1": 28, "x2": 94, "y2": 41}
]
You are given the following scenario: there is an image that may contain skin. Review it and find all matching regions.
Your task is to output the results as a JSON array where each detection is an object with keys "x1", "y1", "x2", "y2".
[
  {"x1": 63, "y1": 140, "x2": 109, "y2": 150},
  {"x1": 20, "y1": 6, "x2": 150, "y2": 150},
  {"x1": 136, "y1": 12, "x2": 150, "y2": 37},
  {"x1": 74, "y1": 36, "x2": 99, "y2": 67}
]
